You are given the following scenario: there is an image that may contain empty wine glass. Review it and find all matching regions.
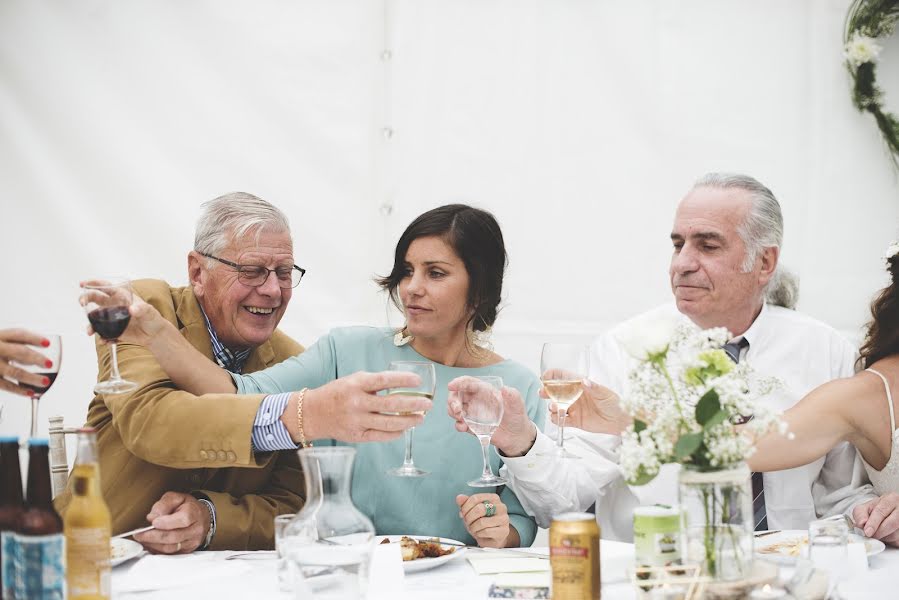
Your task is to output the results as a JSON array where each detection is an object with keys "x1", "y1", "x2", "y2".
[
  {"x1": 81, "y1": 278, "x2": 137, "y2": 395},
  {"x1": 12, "y1": 334, "x2": 62, "y2": 437},
  {"x1": 383, "y1": 361, "x2": 435, "y2": 477},
  {"x1": 460, "y1": 375, "x2": 508, "y2": 487},
  {"x1": 540, "y1": 343, "x2": 589, "y2": 459}
]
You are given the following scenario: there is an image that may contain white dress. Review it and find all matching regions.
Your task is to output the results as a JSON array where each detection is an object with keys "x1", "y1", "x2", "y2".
[{"x1": 859, "y1": 369, "x2": 899, "y2": 495}]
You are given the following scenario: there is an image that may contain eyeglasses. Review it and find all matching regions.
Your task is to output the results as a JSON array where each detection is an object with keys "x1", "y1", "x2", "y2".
[{"x1": 200, "y1": 253, "x2": 306, "y2": 289}]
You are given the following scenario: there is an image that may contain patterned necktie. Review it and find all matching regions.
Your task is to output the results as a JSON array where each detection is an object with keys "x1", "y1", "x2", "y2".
[{"x1": 722, "y1": 338, "x2": 769, "y2": 531}]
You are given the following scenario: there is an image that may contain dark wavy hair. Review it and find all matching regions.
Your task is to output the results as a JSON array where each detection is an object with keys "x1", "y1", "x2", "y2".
[
  {"x1": 859, "y1": 253, "x2": 899, "y2": 368},
  {"x1": 376, "y1": 204, "x2": 507, "y2": 332}
]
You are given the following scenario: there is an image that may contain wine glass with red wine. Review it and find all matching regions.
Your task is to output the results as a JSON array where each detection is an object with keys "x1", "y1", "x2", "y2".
[
  {"x1": 13, "y1": 334, "x2": 62, "y2": 437},
  {"x1": 81, "y1": 278, "x2": 137, "y2": 394}
]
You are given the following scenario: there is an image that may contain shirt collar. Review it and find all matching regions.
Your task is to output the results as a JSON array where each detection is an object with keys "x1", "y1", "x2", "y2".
[
  {"x1": 728, "y1": 302, "x2": 771, "y2": 350},
  {"x1": 198, "y1": 305, "x2": 252, "y2": 374}
]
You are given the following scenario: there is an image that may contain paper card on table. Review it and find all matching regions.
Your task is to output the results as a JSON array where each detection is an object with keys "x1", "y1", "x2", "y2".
[
  {"x1": 367, "y1": 539, "x2": 405, "y2": 600},
  {"x1": 846, "y1": 541, "x2": 868, "y2": 578},
  {"x1": 467, "y1": 556, "x2": 550, "y2": 575},
  {"x1": 493, "y1": 571, "x2": 552, "y2": 587},
  {"x1": 113, "y1": 555, "x2": 251, "y2": 593}
]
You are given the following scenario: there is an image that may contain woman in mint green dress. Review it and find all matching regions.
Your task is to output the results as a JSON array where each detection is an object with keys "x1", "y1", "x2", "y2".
[{"x1": 120, "y1": 204, "x2": 544, "y2": 547}]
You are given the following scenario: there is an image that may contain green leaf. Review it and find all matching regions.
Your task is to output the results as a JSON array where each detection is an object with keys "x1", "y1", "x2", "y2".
[
  {"x1": 695, "y1": 389, "x2": 720, "y2": 426},
  {"x1": 703, "y1": 409, "x2": 728, "y2": 431},
  {"x1": 634, "y1": 419, "x2": 647, "y2": 434},
  {"x1": 674, "y1": 432, "x2": 703, "y2": 460}
]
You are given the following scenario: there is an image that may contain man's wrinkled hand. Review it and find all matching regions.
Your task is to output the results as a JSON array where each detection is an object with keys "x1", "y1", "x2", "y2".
[
  {"x1": 853, "y1": 493, "x2": 899, "y2": 546},
  {"x1": 447, "y1": 377, "x2": 536, "y2": 457},
  {"x1": 134, "y1": 491, "x2": 210, "y2": 554},
  {"x1": 545, "y1": 376, "x2": 630, "y2": 436}
]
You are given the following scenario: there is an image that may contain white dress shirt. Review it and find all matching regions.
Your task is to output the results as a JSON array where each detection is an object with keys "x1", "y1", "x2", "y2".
[{"x1": 501, "y1": 303, "x2": 877, "y2": 540}]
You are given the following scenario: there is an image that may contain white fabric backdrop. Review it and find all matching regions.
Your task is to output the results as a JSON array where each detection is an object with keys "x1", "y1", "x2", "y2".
[{"x1": 1, "y1": 0, "x2": 898, "y2": 444}]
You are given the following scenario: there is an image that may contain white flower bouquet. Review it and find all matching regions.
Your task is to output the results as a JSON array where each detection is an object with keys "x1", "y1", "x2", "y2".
[{"x1": 616, "y1": 316, "x2": 785, "y2": 486}]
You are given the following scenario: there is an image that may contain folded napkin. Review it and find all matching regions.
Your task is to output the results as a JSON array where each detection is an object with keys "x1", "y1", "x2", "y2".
[
  {"x1": 467, "y1": 550, "x2": 550, "y2": 575},
  {"x1": 113, "y1": 554, "x2": 252, "y2": 594},
  {"x1": 367, "y1": 540, "x2": 404, "y2": 600}
]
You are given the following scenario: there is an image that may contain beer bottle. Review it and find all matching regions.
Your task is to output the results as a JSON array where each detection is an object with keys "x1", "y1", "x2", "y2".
[
  {"x1": 16, "y1": 438, "x2": 65, "y2": 600},
  {"x1": 0, "y1": 437, "x2": 24, "y2": 600},
  {"x1": 64, "y1": 428, "x2": 111, "y2": 600}
]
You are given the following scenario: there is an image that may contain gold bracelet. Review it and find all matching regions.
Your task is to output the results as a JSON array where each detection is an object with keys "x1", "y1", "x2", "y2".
[{"x1": 296, "y1": 388, "x2": 312, "y2": 448}]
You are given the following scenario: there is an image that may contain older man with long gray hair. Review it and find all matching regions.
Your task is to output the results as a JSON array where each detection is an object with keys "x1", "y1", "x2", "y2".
[{"x1": 451, "y1": 172, "x2": 883, "y2": 542}]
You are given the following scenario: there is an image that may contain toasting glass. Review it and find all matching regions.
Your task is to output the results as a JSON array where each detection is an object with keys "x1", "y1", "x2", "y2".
[
  {"x1": 539, "y1": 342, "x2": 589, "y2": 459},
  {"x1": 383, "y1": 361, "x2": 436, "y2": 477},
  {"x1": 13, "y1": 334, "x2": 62, "y2": 437},
  {"x1": 81, "y1": 278, "x2": 137, "y2": 394},
  {"x1": 460, "y1": 375, "x2": 508, "y2": 487}
]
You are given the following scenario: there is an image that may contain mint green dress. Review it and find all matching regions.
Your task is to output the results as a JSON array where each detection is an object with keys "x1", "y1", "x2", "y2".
[{"x1": 231, "y1": 326, "x2": 544, "y2": 546}]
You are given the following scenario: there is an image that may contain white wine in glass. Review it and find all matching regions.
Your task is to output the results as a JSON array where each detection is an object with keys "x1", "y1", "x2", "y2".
[
  {"x1": 383, "y1": 361, "x2": 435, "y2": 477},
  {"x1": 540, "y1": 343, "x2": 589, "y2": 459}
]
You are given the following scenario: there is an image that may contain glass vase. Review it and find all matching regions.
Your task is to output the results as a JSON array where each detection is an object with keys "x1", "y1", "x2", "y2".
[
  {"x1": 284, "y1": 447, "x2": 376, "y2": 600},
  {"x1": 677, "y1": 463, "x2": 753, "y2": 582}
]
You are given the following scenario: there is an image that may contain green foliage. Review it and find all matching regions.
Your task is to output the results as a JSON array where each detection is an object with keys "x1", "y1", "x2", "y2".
[
  {"x1": 675, "y1": 432, "x2": 703, "y2": 460},
  {"x1": 845, "y1": 0, "x2": 899, "y2": 168}
]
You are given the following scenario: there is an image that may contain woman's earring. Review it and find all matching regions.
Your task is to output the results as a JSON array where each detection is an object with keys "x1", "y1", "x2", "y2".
[{"x1": 393, "y1": 327, "x2": 413, "y2": 346}]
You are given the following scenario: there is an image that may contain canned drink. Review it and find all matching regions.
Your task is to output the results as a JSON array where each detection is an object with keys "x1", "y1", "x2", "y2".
[
  {"x1": 550, "y1": 512, "x2": 600, "y2": 600},
  {"x1": 633, "y1": 505, "x2": 682, "y2": 570}
]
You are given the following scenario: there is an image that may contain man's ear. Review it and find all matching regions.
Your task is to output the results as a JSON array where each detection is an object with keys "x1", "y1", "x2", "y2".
[
  {"x1": 757, "y1": 245, "x2": 779, "y2": 287},
  {"x1": 188, "y1": 251, "x2": 205, "y2": 297}
]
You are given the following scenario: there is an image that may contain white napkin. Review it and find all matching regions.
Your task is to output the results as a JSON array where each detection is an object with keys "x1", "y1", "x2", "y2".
[
  {"x1": 113, "y1": 554, "x2": 252, "y2": 593},
  {"x1": 367, "y1": 540, "x2": 405, "y2": 600},
  {"x1": 467, "y1": 551, "x2": 550, "y2": 575}
]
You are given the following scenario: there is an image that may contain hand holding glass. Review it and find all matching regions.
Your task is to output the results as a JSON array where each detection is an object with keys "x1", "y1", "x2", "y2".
[
  {"x1": 460, "y1": 375, "x2": 508, "y2": 487},
  {"x1": 12, "y1": 334, "x2": 61, "y2": 437},
  {"x1": 540, "y1": 343, "x2": 589, "y2": 459},
  {"x1": 81, "y1": 278, "x2": 137, "y2": 394},
  {"x1": 383, "y1": 361, "x2": 435, "y2": 477}
]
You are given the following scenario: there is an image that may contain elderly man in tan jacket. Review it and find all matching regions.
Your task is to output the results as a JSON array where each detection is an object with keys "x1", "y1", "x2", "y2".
[{"x1": 56, "y1": 192, "x2": 430, "y2": 553}]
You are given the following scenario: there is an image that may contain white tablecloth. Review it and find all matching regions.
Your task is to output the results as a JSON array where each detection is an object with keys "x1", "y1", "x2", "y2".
[{"x1": 111, "y1": 541, "x2": 899, "y2": 599}]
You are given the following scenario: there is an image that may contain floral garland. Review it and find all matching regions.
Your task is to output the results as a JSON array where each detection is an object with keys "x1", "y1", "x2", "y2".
[{"x1": 844, "y1": 0, "x2": 899, "y2": 167}]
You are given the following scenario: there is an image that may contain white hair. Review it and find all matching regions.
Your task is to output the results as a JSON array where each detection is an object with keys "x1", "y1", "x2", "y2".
[
  {"x1": 194, "y1": 192, "x2": 291, "y2": 263},
  {"x1": 691, "y1": 173, "x2": 797, "y2": 309}
]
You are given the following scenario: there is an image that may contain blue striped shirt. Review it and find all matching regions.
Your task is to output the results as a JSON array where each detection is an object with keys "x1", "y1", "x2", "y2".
[{"x1": 199, "y1": 307, "x2": 298, "y2": 452}]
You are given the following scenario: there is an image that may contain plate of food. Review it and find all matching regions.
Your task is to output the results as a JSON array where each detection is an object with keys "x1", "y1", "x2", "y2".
[
  {"x1": 754, "y1": 530, "x2": 885, "y2": 564},
  {"x1": 111, "y1": 537, "x2": 144, "y2": 567},
  {"x1": 376, "y1": 535, "x2": 466, "y2": 573}
]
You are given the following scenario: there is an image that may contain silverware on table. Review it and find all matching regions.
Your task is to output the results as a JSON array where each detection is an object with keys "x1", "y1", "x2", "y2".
[
  {"x1": 754, "y1": 530, "x2": 781, "y2": 538},
  {"x1": 113, "y1": 525, "x2": 155, "y2": 539}
]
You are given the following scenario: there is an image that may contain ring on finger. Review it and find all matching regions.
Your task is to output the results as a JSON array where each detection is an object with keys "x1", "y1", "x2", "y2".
[{"x1": 483, "y1": 500, "x2": 496, "y2": 518}]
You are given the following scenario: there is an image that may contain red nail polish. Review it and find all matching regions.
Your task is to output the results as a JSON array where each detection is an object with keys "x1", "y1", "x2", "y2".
[
  {"x1": 41, "y1": 339, "x2": 50, "y2": 348},
  {"x1": 42, "y1": 377, "x2": 50, "y2": 386},
  {"x1": 26, "y1": 389, "x2": 34, "y2": 397},
  {"x1": 45, "y1": 360, "x2": 53, "y2": 368}
]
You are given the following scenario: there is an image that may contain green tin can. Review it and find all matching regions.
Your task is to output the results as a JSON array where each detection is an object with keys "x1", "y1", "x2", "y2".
[{"x1": 633, "y1": 505, "x2": 682, "y2": 569}]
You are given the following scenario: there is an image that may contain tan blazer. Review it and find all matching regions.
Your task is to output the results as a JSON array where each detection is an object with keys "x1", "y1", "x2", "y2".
[{"x1": 55, "y1": 279, "x2": 305, "y2": 550}]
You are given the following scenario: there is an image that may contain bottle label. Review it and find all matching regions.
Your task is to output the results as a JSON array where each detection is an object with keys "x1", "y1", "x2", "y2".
[
  {"x1": 12, "y1": 533, "x2": 66, "y2": 600},
  {"x1": 1, "y1": 530, "x2": 16, "y2": 599},
  {"x1": 67, "y1": 526, "x2": 111, "y2": 598}
]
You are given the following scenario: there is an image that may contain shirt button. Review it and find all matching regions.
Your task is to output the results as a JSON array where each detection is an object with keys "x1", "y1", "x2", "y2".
[
  {"x1": 217, "y1": 451, "x2": 226, "y2": 461},
  {"x1": 266, "y1": 434, "x2": 275, "y2": 441},
  {"x1": 207, "y1": 453, "x2": 216, "y2": 462},
  {"x1": 199, "y1": 450, "x2": 208, "y2": 460},
  {"x1": 264, "y1": 412, "x2": 271, "y2": 419},
  {"x1": 226, "y1": 451, "x2": 236, "y2": 461}
]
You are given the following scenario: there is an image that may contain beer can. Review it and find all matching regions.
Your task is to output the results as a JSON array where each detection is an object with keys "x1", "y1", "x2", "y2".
[
  {"x1": 550, "y1": 512, "x2": 600, "y2": 600},
  {"x1": 633, "y1": 505, "x2": 682, "y2": 570}
]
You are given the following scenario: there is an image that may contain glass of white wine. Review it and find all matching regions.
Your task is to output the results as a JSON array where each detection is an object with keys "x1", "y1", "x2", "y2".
[
  {"x1": 540, "y1": 342, "x2": 589, "y2": 459},
  {"x1": 460, "y1": 375, "x2": 508, "y2": 487},
  {"x1": 383, "y1": 361, "x2": 436, "y2": 477}
]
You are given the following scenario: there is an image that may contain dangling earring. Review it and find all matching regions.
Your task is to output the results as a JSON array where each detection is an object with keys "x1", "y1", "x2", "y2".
[
  {"x1": 393, "y1": 326, "x2": 413, "y2": 347},
  {"x1": 466, "y1": 315, "x2": 493, "y2": 356}
]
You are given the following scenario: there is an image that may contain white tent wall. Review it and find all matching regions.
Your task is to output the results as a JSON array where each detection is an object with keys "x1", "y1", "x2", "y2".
[{"x1": 1, "y1": 0, "x2": 897, "y2": 453}]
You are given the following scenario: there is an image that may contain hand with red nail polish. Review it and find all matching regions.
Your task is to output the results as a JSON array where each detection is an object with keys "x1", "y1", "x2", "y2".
[{"x1": 0, "y1": 328, "x2": 60, "y2": 398}]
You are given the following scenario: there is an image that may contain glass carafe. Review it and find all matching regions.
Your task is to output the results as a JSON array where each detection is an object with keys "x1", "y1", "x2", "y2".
[{"x1": 285, "y1": 447, "x2": 375, "y2": 599}]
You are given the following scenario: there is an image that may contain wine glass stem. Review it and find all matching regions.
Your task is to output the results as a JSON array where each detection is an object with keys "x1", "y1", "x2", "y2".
[
  {"x1": 31, "y1": 396, "x2": 39, "y2": 438},
  {"x1": 403, "y1": 427, "x2": 415, "y2": 467},
  {"x1": 557, "y1": 409, "x2": 568, "y2": 450},
  {"x1": 479, "y1": 435, "x2": 493, "y2": 478},
  {"x1": 109, "y1": 342, "x2": 123, "y2": 381}
]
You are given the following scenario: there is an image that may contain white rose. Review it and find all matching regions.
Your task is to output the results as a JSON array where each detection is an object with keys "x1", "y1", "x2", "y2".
[
  {"x1": 844, "y1": 33, "x2": 882, "y2": 68},
  {"x1": 615, "y1": 311, "x2": 679, "y2": 360}
]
